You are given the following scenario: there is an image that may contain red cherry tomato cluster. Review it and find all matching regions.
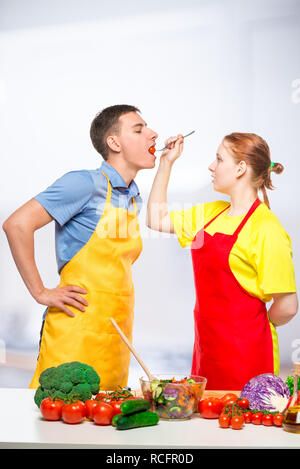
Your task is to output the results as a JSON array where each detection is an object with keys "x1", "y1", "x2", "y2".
[
  {"x1": 198, "y1": 393, "x2": 284, "y2": 430},
  {"x1": 39, "y1": 389, "x2": 136, "y2": 426}
]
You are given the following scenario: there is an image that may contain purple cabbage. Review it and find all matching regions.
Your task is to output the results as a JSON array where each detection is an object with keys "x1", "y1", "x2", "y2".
[
  {"x1": 240, "y1": 373, "x2": 290, "y2": 413},
  {"x1": 162, "y1": 385, "x2": 179, "y2": 400}
]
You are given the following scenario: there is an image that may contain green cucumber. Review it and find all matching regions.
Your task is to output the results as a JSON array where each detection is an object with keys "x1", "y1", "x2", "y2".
[
  {"x1": 150, "y1": 380, "x2": 160, "y2": 392},
  {"x1": 120, "y1": 398, "x2": 150, "y2": 415},
  {"x1": 153, "y1": 386, "x2": 163, "y2": 399},
  {"x1": 112, "y1": 414, "x2": 122, "y2": 427},
  {"x1": 116, "y1": 411, "x2": 159, "y2": 430},
  {"x1": 168, "y1": 405, "x2": 181, "y2": 412},
  {"x1": 187, "y1": 378, "x2": 196, "y2": 384},
  {"x1": 157, "y1": 396, "x2": 165, "y2": 404}
]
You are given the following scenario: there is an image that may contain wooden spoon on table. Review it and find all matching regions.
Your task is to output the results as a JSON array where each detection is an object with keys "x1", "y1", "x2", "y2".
[{"x1": 110, "y1": 317, "x2": 156, "y2": 382}]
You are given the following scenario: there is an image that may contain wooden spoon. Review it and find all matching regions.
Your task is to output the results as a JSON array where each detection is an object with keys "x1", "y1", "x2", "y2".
[{"x1": 110, "y1": 317, "x2": 156, "y2": 382}]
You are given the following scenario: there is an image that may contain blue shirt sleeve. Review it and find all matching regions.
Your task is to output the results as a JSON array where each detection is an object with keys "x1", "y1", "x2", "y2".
[{"x1": 34, "y1": 170, "x2": 95, "y2": 226}]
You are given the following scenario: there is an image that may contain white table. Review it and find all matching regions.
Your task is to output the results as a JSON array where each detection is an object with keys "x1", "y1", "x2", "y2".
[{"x1": 0, "y1": 388, "x2": 299, "y2": 449}]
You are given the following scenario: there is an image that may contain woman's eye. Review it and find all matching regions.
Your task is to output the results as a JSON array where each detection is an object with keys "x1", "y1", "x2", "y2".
[{"x1": 135, "y1": 131, "x2": 142, "y2": 134}]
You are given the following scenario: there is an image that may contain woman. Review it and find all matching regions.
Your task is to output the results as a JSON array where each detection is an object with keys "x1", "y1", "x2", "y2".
[{"x1": 147, "y1": 132, "x2": 298, "y2": 390}]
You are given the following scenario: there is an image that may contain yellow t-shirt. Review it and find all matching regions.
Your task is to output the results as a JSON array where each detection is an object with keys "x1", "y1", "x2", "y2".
[{"x1": 170, "y1": 200, "x2": 296, "y2": 304}]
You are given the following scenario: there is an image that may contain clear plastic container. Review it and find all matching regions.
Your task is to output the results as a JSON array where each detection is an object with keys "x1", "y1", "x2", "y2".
[
  {"x1": 283, "y1": 363, "x2": 300, "y2": 434},
  {"x1": 140, "y1": 374, "x2": 207, "y2": 420}
]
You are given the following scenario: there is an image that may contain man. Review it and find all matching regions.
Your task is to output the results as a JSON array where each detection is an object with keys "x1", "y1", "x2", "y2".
[{"x1": 3, "y1": 104, "x2": 158, "y2": 390}]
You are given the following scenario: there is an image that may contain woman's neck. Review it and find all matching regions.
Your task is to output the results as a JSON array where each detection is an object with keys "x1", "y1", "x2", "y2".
[{"x1": 227, "y1": 187, "x2": 258, "y2": 216}]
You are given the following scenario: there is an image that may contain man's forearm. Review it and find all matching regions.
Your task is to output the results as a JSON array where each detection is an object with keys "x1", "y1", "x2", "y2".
[{"x1": 3, "y1": 224, "x2": 44, "y2": 300}]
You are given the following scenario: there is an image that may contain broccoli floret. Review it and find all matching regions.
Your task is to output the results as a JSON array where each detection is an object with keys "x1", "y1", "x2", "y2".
[
  {"x1": 34, "y1": 386, "x2": 46, "y2": 408},
  {"x1": 69, "y1": 383, "x2": 92, "y2": 402},
  {"x1": 39, "y1": 367, "x2": 56, "y2": 390},
  {"x1": 70, "y1": 367, "x2": 86, "y2": 385},
  {"x1": 33, "y1": 361, "x2": 100, "y2": 407}
]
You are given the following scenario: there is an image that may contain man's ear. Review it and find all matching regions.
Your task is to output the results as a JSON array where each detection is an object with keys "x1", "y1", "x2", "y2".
[{"x1": 107, "y1": 135, "x2": 121, "y2": 153}]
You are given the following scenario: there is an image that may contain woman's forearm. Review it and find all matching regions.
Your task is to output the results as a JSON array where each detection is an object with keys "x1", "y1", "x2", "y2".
[
  {"x1": 268, "y1": 292, "x2": 298, "y2": 326},
  {"x1": 147, "y1": 134, "x2": 184, "y2": 232},
  {"x1": 147, "y1": 158, "x2": 173, "y2": 228}
]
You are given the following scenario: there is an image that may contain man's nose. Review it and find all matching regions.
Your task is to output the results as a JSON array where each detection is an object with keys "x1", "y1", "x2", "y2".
[{"x1": 149, "y1": 128, "x2": 158, "y2": 140}]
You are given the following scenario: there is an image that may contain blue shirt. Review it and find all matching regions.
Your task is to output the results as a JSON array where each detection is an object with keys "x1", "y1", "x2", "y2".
[{"x1": 34, "y1": 161, "x2": 143, "y2": 273}]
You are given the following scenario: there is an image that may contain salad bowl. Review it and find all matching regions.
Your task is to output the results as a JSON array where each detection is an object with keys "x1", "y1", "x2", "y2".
[{"x1": 140, "y1": 374, "x2": 207, "y2": 420}]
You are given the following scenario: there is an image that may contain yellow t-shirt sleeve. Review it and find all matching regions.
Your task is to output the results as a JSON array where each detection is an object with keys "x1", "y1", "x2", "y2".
[
  {"x1": 251, "y1": 221, "x2": 297, "y2": 298},
  {"x1": 170, "y1": 200, "x2": 229, "y2": 248}
]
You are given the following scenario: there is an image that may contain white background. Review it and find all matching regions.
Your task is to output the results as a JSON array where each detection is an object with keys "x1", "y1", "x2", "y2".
[{"x1": 0, "y1": 0, "x2": 299, "y2": 388}]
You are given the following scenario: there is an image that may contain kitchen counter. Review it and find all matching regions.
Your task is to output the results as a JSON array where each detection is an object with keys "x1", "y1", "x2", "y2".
[{"x1": 0, "y1": 388, "x2": 299, "y2": 449}]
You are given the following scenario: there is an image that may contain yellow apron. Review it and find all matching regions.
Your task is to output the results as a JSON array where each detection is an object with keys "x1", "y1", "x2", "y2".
[{"x1": 29, "y1": 171, "x2": 143, "y2": 390}]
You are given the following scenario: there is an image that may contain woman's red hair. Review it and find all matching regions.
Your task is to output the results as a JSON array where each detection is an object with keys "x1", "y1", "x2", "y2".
[{"x1": 223, "y1": 132, "x2": 284, "y2": 209}]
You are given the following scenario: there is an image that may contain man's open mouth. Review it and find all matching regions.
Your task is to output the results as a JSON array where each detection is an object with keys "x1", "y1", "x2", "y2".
[{"x1": 148, "y1": 145, "x2": 156, "y2": 155}]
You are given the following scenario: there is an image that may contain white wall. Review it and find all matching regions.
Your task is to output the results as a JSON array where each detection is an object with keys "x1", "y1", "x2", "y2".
[{"x1": 1, "y1": 0, "x2": 300, "y2": 381}]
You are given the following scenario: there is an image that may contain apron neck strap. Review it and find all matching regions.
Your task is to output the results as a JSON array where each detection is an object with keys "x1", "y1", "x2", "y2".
[
  {"x1": 204, "y1": 198, "x2": 261, "y2": 233},
  {"x1": 131, "y1": 197, "x2": 138, "y2": 216},
  {"x1": 101, "y1": 171, "x2": 112, "y2": 204},
  {"x1": 204, "y1": 204, "x2": 230, "y2": 229},
  {"x1": 102, "y1": 171, "x2": 138, "y2": 216},
  {"x1": 233, "y1": 198, "x2": 261, "y2": 237}
]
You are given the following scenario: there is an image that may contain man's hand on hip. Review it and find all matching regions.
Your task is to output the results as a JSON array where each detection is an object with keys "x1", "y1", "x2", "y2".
[{"x1": 35, "y1": 285, "x2": 88, "y2": 317}]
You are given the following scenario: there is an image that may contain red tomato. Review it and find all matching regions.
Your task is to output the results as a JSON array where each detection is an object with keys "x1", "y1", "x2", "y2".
[
  {"x1": 220, "y1": 393, "x2": 238, "y2": 408},
  {"x1": 251, "y1": 412, "x2": 263, "y2": 425},
  {"x1": 237, "y1": 398, "x2": 249, "y2": 409},
  {"x1": 231, "y1": 414, "x2": 244, "y2": 430},
  {"x1": 149, "y1": 146, "x2": 156, "y2": 155},
  {"x1": 198, "y1": 397, "x2": 223, "y2": 419},
  {"x1": 40, "y1": 398, "x2": 64, "y2": 421},
  {"x1": 95, "y1": 392, "x2": 112, "y2": 403},
  {"x1": 262, "y1": 414, "x2": 273, "y2": 426},
  {"x1": 218, "y1": 414, "x2": 231, "y2": 428},
  {"x1": 272, "y1": 413, "x2": 284, "y2": 427},
  {"x1": 243, "y1": 411, "x2": 253, "y2": 423},
  {"x1": 93, "y1": 402, "x2": 114, "y2": 426},
  {"x1": 110, "y1": 400, "x2": 123, "y2": 416},
  {"x1": 62, "y1": 401, "x2": 86, "y2": 424},
  {"x1": 85, "y1": 399, "x2": 99, "y2": 420}
]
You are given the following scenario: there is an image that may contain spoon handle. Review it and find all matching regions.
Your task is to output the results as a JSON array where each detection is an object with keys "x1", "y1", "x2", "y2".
[
  {"x1": 157, "y1": 130, "x2": 195, "y2": 151},
  {"x1": 110, "y1": 318, "x2": 154, "y2": 381}
]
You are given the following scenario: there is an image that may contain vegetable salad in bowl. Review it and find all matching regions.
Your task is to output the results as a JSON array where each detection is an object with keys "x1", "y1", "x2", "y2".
[{"x1": 140, "y1": 374, "x2": 207, "y2": 420}]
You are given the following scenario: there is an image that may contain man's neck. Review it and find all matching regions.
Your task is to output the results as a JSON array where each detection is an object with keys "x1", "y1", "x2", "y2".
[{"x1": 106, "y1": 158, "x2": 137, "y2": 187}]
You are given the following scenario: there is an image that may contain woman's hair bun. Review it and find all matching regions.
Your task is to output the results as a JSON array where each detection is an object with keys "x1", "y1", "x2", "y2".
[{"x1": 271, "y1": 162, "x2": 284, "y2": 174}]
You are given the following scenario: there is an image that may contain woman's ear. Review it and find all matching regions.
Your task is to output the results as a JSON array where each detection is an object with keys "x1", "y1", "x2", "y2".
[
  {"x1": 237, "y1": 160, "x2": 247, "y2": 178},
  {"x1": 106, "y1": 135, "x2": 121, "y2": 153}
]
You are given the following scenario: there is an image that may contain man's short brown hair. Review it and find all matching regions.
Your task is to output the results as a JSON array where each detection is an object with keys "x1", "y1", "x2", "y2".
[{"x1": 90, "y1": 104, "x2": 140, "y2": 160}]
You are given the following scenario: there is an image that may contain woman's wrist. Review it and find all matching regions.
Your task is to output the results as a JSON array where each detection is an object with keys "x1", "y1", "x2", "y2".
[{"x1": 158, "y1": 157, "x2": 174, "y2": 171}]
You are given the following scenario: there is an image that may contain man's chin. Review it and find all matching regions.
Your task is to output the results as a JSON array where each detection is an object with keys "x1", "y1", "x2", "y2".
[{"x1": 137, "y1": 160, "x2": 156, "y2": 171}]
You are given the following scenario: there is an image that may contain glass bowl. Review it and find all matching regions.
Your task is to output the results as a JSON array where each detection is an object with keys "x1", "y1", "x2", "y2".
[{"x1": 139, "y1": 374, "x2": 207, "y2": 420}]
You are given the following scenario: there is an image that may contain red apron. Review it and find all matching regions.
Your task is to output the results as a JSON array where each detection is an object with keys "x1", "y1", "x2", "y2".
[{"x1": 191, "y1": 198, "x2": 274, "y2": 390}]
